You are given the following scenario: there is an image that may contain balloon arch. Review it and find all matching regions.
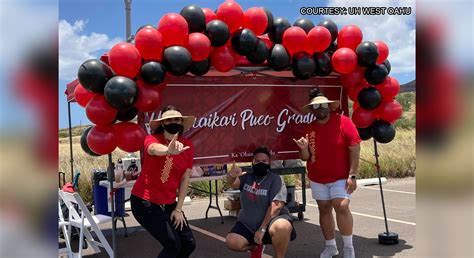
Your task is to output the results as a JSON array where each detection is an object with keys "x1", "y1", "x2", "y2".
[{"x1": 73, "y1": 1, "x2": 402, "y2": 157}]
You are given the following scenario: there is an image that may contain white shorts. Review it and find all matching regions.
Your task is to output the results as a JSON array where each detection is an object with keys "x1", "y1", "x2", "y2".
[{"x1": 310, "y1": 179, "x2": 351, "y2": 201}]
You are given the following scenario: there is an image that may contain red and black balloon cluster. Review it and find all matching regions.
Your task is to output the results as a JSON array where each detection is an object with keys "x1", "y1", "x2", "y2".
[
  {"x1": 340, "y1": 38, "x2": 402, "y2": 144},
  {"x1": 76, "y1": 1, "x2": 403, "y2": 155}
]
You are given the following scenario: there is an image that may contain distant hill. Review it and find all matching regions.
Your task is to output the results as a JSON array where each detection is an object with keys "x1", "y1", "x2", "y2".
[
  {"x1": 400, "y1": 80, "x2": 415, "y2": 93},
  {"x1": 59, "y1": 125, "x2": 91, "y2": 138}
]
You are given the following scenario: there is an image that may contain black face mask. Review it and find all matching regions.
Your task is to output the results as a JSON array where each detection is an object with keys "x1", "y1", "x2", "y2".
[
  {"x1": 252, "y1": 162, "x2": 270, "y2": 178},
  {"x1": 163, "y1": 123, "x2": 183, "y2": 134},
  {"x1": 314, "y1": 108, "x2": 330, "y2": 120}
]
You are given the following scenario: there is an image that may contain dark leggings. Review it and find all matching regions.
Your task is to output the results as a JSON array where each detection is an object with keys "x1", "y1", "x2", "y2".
[{"x1": 131, "y1": 195, "x2": 196, "y2": 258}]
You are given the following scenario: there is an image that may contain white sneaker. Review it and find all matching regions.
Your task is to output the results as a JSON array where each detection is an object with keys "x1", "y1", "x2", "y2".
[
  {"x1": 343, "y1": 246, "x2": 355, "y2": 258},
  {"x1": 320, "y1": 245, "x2": 339, "y2": 258}
]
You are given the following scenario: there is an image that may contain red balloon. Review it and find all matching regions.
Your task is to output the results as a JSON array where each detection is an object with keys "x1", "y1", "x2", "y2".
[
  {"x1": 375, "y1": 76, "x2": 400, "y2": 100},
  {"x1": 337, "y1": 25, "x2": 363, "y2": 50},
  {"x1": 210, "y1": 46, "x2": 235, "y2": 72},
  {"x1": 341, "y1": 66, "x2": 366, "y2": 89},
  {"x1": 74, "y1": 83, "x2": 96, "y2": 108},
  {"x1": 87, "y1": 125, "x2": 117, "y2": 155},
  {"x1": 282, "y1": 26, "x2": 307, "y2": 56},
  {"x1": 258, "y1": 35, "x2": 273, "y2": 50},
  {"x1": 136, "y1": 76, "x2": 167, "y2": 92},
  {"x1": 109, "y1": 43, "x2": 142, "y2": 78},
  {"x1": 332, "y1": 48, "x2": 358, "y2": 74},
  {"x1": 134, "y1": 79, "x2": 162, "y2": 112},
  {"x1": 114, "y1": 122, "x2": 147, "y2": 152},
  {"x1": 374, "y1": 41, "x2": 389, "y2": 64},
  {"x1": 157, "y1": 13, "x2": 189, "y2": 47},
  {"x1": 202, "y1": 8, "x2": 217, "y2": 24},
  {"x1": 376, "y1": 99, "x2": 403, "y2": 123},
  {"x1": 188, "y1": 33, "x2": 212, "y2": 61},
  {"x1": 352, "y1": 107, "x2": 376, "y2": 128},
  {"x1": 348, "y1": 81, "x2": 369, "y2": 101},
  {"x1": 243, "y1": 7, "x2": 268, "y2": 36},
  {"x1": 352, "y1": 101, "x2": 359, "y2": 110},
  {"x1": 217, "y1": 1, "x2": 244, "y2": 33},
  {"x1": 135, "y1": 28, "x2": 164, "y2": 61},
  {"x1": 86, "y1": 95, "x2": 117, "y2": 125},
  {"x1": 306, "y1": 26, "x2": 332, "y2": 54}
]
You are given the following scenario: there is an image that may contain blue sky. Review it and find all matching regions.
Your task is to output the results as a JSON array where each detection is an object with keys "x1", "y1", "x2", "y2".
[{"x1": 59, "y1": 0, "x2": 416, "y2": 129}]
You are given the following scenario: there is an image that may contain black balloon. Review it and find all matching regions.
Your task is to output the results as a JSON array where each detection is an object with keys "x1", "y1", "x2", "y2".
[
  {"x1": 180, "y1": 4, "x2": 206, "y2": 33},
  {"x1": 205, "y1": 20, "x2": 230, "y2": 47},
  {"x1": 293, "y1": 18, "x2": 314, "y2": 34},
  {"x1": 190, "y1": 59, "x2": 210, "y2": 76},
  {"x1": 314, "y1": 52, "x2": 332, "y2": 77},
  {"x1": 141, "y1": 61, "x2": 166, "y2": 85},
  {"x1": 365, "y1": 64, "x2": 389, "y2": 85},
  {"x1": 136, "y1": 24, "x2": 155, "y2": 34},
  {"x1": 104, "y1": 76, "x2": 138, "y2": 109},
  {"x1": 246, "y1": 39, "x2": 268, "y2": 64},
  {"x1": 292, "y1": 52, "x2": 316, "y2": 80},
  {"x1": 269, "y1": 17, "x2": 291, "y2": 43},
  {"x1": 382, "y1": 59, "x2": 391, "y2": 74},
  {"x1": 231, "y1": 28, "x2": 258, "y2": 56},
  {"x1": 318, "y1": 19, "x2": 338, "y2": 42},
  {"x1": 80, "y1": 127, "x2": 100, "y2": 156},
  {"x1": 357, "y1": 126, "x2": 373, "y2": 141},
  {"x1": 162, "y1": 46, "x2": 192, "y2": 76},
  {"x1": 116, "y1": 107, "x2": 138, "y2": 122},
  {"x1": 262, "y1": 7, "x2": 274, "y2": 34},
  {"x1": 268, "y1": 44, "x2": 290, "y2": 71},
  {"x1": 326, "y1": 41, "x2": 338, "y2": 54},
  {"x1": 358, "y1": 87, "x2": 382, "y2": 110},
  {"x1": 372, "y1": 120, "x2": 396, "y2": 144},
  {"x1": 356, "y1": 41, "x2": 379, "y2": 67},
  {"x1": 77, "y1": 59, "x2": 113, "y2": 94}
]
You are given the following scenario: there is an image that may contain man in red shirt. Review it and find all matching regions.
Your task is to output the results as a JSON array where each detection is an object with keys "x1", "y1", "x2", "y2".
[{"x1": 294, "y1": 89, "x2": 361, "y2": 258}]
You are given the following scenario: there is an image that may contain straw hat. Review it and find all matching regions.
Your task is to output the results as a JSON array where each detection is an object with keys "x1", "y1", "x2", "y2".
[
  {"x1": 149, "y1": 110, "x2": 196, "y2": 132},
  {"x1": 302, "y1": 95, "x2": 340, "y2": 113}
]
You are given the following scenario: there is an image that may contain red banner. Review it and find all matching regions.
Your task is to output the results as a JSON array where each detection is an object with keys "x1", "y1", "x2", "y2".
[{"x1": 139, "y1": 72, "x2": 348, "y2": 165}]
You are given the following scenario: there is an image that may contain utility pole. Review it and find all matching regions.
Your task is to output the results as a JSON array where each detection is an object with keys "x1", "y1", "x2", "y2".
[{"x1": 124, "y1": 0, "x2": 132, "y2": 42}]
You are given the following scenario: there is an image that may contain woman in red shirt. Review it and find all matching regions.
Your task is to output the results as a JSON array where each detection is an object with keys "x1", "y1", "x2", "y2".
[
  {"x1": 294, "y1": 89, "x2": 361, "y2": 258},
  {"x1": 131, "y1": 105, "x2": 196, "y2": 258}
]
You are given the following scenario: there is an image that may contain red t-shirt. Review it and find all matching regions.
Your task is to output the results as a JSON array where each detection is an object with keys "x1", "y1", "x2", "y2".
[
  {"x1": 304, "y1": 113, "x2": 361, "y2": 184},
  {"x1": 131, "y1": 134, "x2": 194, "y2": 204}
]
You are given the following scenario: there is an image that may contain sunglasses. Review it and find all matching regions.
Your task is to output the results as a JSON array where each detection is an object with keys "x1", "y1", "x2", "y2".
[{"x1": 312, "y1": 103, "x2": 329, "y2": 110}]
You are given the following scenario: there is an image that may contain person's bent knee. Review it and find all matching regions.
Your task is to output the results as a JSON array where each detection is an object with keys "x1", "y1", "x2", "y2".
[
  {"x1": 269, "y1": 219, "x2": 292, "y2": 236},
  {"x1": 181, "y1": 237, "x2": 196, "y2": 256},
  {"x1": 226, "y1": 234, "x2": 248, "y2": 252}
]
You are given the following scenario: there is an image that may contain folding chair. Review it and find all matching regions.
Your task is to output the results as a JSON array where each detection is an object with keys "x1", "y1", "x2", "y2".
[
  {"x1": 58, "y1": 194, "x2": 73, "y2": 258},
  {"x1": 59, "y1": 190, "x2": 114, "y2": 258}
]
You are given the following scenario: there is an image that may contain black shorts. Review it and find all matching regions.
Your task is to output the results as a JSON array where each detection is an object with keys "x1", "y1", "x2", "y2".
[{"x1": 229, "y1": 214, "x2": 297, "y2": 245}]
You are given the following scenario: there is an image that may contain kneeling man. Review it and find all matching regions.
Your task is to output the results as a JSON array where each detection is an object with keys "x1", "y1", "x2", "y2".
[{"x1": 226, "y1": 146, "x2": 297, "y2": 258}]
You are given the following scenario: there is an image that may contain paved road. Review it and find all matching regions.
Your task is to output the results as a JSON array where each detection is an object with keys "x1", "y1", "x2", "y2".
[{"x1": 73, "y1": 177, "x2": 416, "y2": 257}]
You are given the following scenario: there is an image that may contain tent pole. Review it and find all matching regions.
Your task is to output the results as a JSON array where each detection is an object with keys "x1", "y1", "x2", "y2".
[
  {"x1": 68, "y1": 101, "x2": 74, "y2": 182},
  {"x1": 108, "y1": 154, "x2": 117, "y2": 258}
]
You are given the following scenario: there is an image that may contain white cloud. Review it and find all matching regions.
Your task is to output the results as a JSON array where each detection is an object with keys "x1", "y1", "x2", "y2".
[
  {"x1": 0, "y1": 2, "x2": 57, "y2": 71},
  {"x1": 417, "y1": 0, "x2": 473, "y2": 71},
  {"x1": 324, "y1": 0, "x2": 416, "y2": 76},
  {"x1": 59, "y1": 19, "x2": 122, "y2": 81}
]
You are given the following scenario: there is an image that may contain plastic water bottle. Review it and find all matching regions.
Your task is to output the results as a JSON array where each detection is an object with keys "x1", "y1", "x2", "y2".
[{"x1": 114, "y1": 160, "x2": 123, "y2": 183}]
